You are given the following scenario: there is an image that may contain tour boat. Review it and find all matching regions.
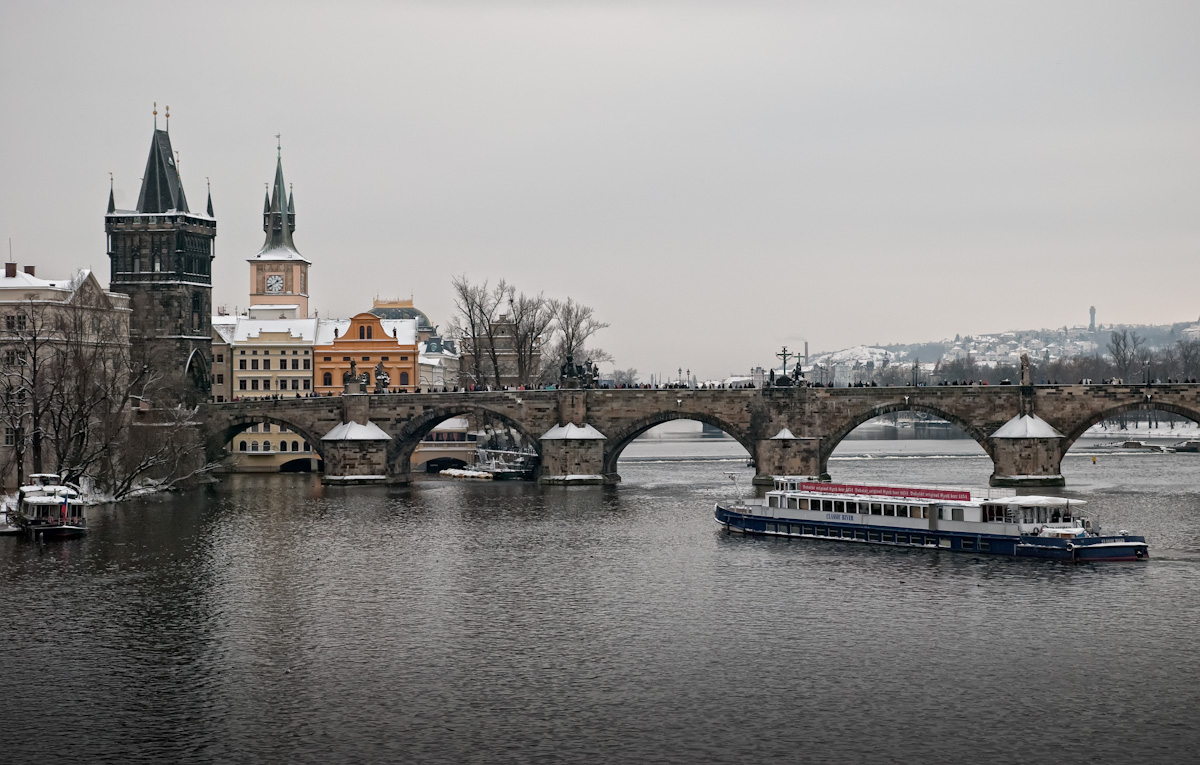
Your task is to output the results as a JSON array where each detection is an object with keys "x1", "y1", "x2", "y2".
[
  {"x1": 13, "y1": 474, "x2": 87, "y2": 539},
  {"x1": 715, "y1": 479, "x2": 1148, "y2": 562}
]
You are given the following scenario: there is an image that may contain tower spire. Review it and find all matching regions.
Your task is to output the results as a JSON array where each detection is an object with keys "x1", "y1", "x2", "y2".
[
  {"x1": 257, "y1": 140, "x2": 302, "y2": 258},
  {"x1": 107, "y1": 173, "x2": 115, "y2": 214},
  {"x1": 206, "y1": 177, "x2": 214, "y2": 217}
]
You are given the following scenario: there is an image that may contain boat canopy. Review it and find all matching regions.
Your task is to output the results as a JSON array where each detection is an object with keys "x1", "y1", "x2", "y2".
[{"x1": 986, "y1": 496, "x2": 1085, "y2": 507}]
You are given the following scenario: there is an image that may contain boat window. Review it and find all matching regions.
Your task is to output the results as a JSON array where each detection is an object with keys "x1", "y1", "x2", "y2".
[
  {"x1": 802, "y1": 526, "x2": 813, "y2": 535},
  {"x1": 798, "y1": 499, "x2": 809, "y2": 510},
  {"x1": 871, "y1": 503, "x2": 882, "y2": 515},
  {"x1": 962, "y1": 539, "x2": 975, "y2": 550},
  {"x1": 788, "y1": 497, "x2": 798, "y2": 509},
  {"x1": 768, "y1": 496, "x2": 779, "y2": 508},
  {"x1": 896, "y1": 505, "x2": 909, "y2": 518},
  {"x1": 939, "y1": 538, "x2": 951, "y2": 548},
  {"x1": 979, "y1": 540, "x2": 991, "y2": 551},
  {"x1": 952, "y1": 507, "x2": 964, "y2": 522},
  {"x1": 882, "y1": 532, "x2": 895, "y2": 542},
  {"x1": 868, "y1": 531, "x2": 880, "y2": 542},
  {"x1": 896, "y1": 534, "x2": 908, "y2": 544},
  {"x1": 883, "y1": 504, "x2": 895, "y2": 517},
  {"x1": 1037, "y1": 507, "x2": 1049, "y2": 523},
  {"x1": 1022, "y1": 506, "x2": 1034, "y2": 523},
  {"x1": 833, "y1": 501, "x2": 844, "y2": 513}
]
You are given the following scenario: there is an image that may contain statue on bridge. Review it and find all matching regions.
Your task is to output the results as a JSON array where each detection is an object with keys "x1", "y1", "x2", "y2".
[
  {"x1": 373, "y1": 361, "x2": 390, "y2": 393},
  {"x1": 343, "y1": 359, "x2": 358, "y2": 386},
  {"x1": 559, "y1": 353, "x2": 597, "y2": 389},
  {"x1": 1020, "y1": 353, "x2": 1032, "y2": 387}
]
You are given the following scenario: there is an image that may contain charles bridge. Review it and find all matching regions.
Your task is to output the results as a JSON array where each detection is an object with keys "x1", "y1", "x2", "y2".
[{"x1": 195, "y1": 382, "x2": 1200, "y2": 487}]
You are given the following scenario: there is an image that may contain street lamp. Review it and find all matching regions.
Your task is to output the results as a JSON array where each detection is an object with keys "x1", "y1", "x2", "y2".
[
  {"x1": 678, "y1": 367, "x2": 682, "y2": 386},
  {"x1": 686, "y1": 369, "x2": 691, "y2": 389}
]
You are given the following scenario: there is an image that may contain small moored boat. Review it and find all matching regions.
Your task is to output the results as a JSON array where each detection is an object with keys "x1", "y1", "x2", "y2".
[
  {"x1": 715, "y1": 478, "x2": 1148, "y2": 562},
  {"x1": 13, "y1": 474, "x2": 87, "y2": 539}
]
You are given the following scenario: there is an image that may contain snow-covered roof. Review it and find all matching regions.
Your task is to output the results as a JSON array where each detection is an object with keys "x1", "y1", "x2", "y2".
[
  {"x1": 540, "y1": 423, "x2": 607, "y2": 440},
  {"x1": 249, "y1": 245, "x2": 311, "y2": 264},
  {"x1": 315, "y1": 318, "x2": 417, "y2": 346},
  {"x1": 987, "y1": 495, "x2": 1086, "y2": 507},
  {"x1": 771, "y1": 428, "x2": 797, "y2": 440},
  {"x1": 321, "y1": 420, "x2": 391, "y2": 441},
  {"x1": 991, "y1": 414, "x2": 1063, "y2": 439},
  {"x1": 226, "y1": 318, "x2": 318, "y2": 343}
]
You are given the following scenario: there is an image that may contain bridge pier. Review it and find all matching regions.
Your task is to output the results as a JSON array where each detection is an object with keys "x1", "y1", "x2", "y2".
[
  {"x1": 753, "y1": 430, "x2": 822, "y2": 485},
  {"x1": 538, "y1": 423, "x2": 611, "y2": 485},
  {"x1": 987, "y1": 412, "x2": 1067, "y2": 487}
]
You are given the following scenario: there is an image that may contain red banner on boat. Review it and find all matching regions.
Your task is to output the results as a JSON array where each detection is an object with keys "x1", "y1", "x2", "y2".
[{"x1": 798, "y1": 482, "x2": 971, "y2": 502}]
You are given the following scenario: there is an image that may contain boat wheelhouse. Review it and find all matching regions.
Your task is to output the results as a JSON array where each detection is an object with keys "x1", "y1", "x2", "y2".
[
  {"x1": 13, "y1": 474, "x2": 87, "y2": 539},
  {"x1": 715, "y1": 478, "x2": 1148, "y2": 562}
]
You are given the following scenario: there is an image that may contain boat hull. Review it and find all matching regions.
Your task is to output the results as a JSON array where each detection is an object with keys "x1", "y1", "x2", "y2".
[{"x1": 714, "y1": 504, "x2": 1147, "y2": 562}]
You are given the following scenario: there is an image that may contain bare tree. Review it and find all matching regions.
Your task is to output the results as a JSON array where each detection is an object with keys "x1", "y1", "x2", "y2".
[
  {"x1": 612, "y1": 368, "x2": 638, "y2": 387},
  {"x1": 506, "y1": 288, "x2": 558, "y2": 387},
  {"x1": 449, "y1": 275, "x2": 508, "y2": 388},
  {"x1": 543, "y1": 298, "x2": 611, "y2": 382},
  {"x1": 1107, "y1": 329, "x2": 1145, "y2": 381}
]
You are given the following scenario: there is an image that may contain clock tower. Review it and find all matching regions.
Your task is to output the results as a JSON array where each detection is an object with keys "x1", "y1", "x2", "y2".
[{"x1": 248, "y1": 145, "x2": 311, "y2": 318}]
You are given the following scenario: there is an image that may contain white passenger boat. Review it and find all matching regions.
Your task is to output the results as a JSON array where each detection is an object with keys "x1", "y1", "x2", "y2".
[
  {"x1": 715, "y1": 478, "x2": 1148, "y2": 562},
  {"x1": 13, "y1": 474, "x2": 87, "y2": 539},
  {"x1": 0, "y1": 503, "x2": 21, "y2": 535}
]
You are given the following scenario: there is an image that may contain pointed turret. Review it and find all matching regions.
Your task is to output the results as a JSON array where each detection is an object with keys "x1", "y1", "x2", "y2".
[
  {"x1": 254, "y1": 148, "x2": 308, "y2": 262},
  {"x1": 107, "y1": 176, "x2": 115, "y2": 214},
  {"x1": 287, "y1": 186, "x2": 295, "y2": 232},
  {"x1": 135, "y1": 129, "x2": 189, "y2": 213},
  {"x1": 206, "y1": 180, "x2": 214, "y2": 217}
]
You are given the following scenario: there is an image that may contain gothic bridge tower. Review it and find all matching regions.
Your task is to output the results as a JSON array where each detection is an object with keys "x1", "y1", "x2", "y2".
[{"x1": 105, "y1": 106, "x2": 216, "y2": 402}]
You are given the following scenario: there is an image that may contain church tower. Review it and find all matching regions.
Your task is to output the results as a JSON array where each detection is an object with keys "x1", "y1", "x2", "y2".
[
  {"x1": 106, "y1": 106, "x2": 216, "y2": 401},
  {"x1": 248, "y1": 144, "x2": 311, "y2": 318}
]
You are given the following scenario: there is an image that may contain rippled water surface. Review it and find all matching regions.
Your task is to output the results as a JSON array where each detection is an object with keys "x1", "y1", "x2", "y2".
[{"x1": 3, "y1": 439, "x2": 1199, "y2": 764}]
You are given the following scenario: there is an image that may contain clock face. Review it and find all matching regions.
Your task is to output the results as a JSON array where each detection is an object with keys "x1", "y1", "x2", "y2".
[{"x1": 266, "y1": 274, "x2": 284, "y2": 293}]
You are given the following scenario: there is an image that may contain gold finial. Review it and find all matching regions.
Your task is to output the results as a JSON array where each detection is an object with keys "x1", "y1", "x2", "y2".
[
  {"x1": 109, "y1": 171, "x2": 113, "y2": 187},
  {"x1": 153, "y1": 101, "x2": 158, "y2": 128},
  {"x1": 165, "y1": 104, "x2": 170, "y2": 131},
  {"x1": 275, "y1": 133, "x2": 281, "y2": 157}
]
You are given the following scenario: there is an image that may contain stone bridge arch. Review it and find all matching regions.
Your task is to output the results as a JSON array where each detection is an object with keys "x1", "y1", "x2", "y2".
[
  {"x1": 205, "y1": 413, "x2": 327, "y2": 464},
  {"x1": 1059, "y1": 400, "x2": 1200, "y2": 452},
  {"x1": 818, "y1": 401, "x2": 995, "y2": 474},
  {"x1": 601, "y1": 410, "x2": 754, "y2": 476},
  {"x1": 387, "y1": 403, "x2": 543, "y2": 476}
]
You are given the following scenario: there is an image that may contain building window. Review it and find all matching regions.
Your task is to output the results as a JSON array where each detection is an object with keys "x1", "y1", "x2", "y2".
[
  {"x1": 303, "y1": 442, "x2": 310, "y2": 452},
  {"x1": 291, "y1": 379, "x2": 299, "y2": 390},
  {"x1": 292, "y1": 441, "x2": 300, "y2": 451},
  {"x1": 362, "y1": 356, "x2": 369, "y2": 361},
  {"x1": 303, "y1": 379, "x2": 311, "y2": 390},
  {"x1": 304, "y1": 350, "x2": 309, "y2": 355},
  {"x1": 239, "y1": 380, "x2": 247, "y2": 390},
  {"x1": 16, "y1": 314, "x2": 25, "y2": 330},
  {"x1": 342, "y1": 357, "x2": 350, "y2": 361},
  {"x1": 240, "y1": 350, "x2": 246, "y2": 355},
  {"x1": 291, "y1": 359, "x2": 299, "y2": 370},
  {"x1": 322, "y1": 372, "x2": 332, "y2": 386},
  {"x1": 324, "y1": 357, "x2": 331, "y2": 361},
  {"x1": 239, "y1": 441, "x2": 247, "y2": 451},
  {"x1": 367, "y1": 326, "x2": 373, "y2": 339},
  {"x1": 251, "y1": 359, "x2": 259, "y2": 370},
  {"x1": 263, "y1": 359, "x2": 271, "y2": 370},
  {"x1": 400, "y1": 371, "x2": 409, "y2": 386},
  {"x1": 303, "y1": 359, "x2": 310, "y2": 370},
  {"x1": 279, "y1": 441, "x2": 287, "y2": 452},
  {"x1": 381, "y1": 356, "x2": 389, "y2": 361},
  {"x1": 263, "y1": 350, "x2": 270, "y2": 355},
  {"x1": 216, "y1": 374, "x2": 224, "y2": 384},
  {"x1": 250, "y1": 424, "x2": 259, "y2": 433},
  {"x1": 263, "y1": 441, "x2": 272, "y2": 451},
  {"x1": 216, "y1": 395, "x2": 224, "y2": 402},
  {"x1": 251, "y1": 441, "x2": 259, "y2": 452},
  {"x1": 263, "y1": 379, "x2": 271, "y2": 390},
  {"x1": 359, "y1": 326, "x2": 365, "y2": 339},
  {"x1": 216, "y1": 354, "x2": 223, "y2": 363},
  {"x1": 239, "y1": 359, "x2": 246, "y2": 370},
  {"x1": 251, "y1": 380, "x2": 259, "y2": 390},
  {"x1": 4, "y1": 427, "x2": 13, "y2": 446}
]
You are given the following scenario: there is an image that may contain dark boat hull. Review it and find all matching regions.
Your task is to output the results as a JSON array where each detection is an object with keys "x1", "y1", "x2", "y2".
[{"x1": 714, "y1": 504, "x2": 1147, "y2": 562}]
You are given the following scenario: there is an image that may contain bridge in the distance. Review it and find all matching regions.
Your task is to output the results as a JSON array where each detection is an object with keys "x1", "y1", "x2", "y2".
[{"x1": 195, "y1": 384, "x2": 1200, "y2": 487}]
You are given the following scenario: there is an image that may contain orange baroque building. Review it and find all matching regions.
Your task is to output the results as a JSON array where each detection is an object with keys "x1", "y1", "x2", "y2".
[{"x1": 313, "y1": 312, "x2": 419, "y2": 395}]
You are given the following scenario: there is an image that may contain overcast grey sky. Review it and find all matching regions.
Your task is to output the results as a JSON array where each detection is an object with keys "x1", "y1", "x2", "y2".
[{"x1": 2, "y1": 0, "x2": 1198, "y2": 379}]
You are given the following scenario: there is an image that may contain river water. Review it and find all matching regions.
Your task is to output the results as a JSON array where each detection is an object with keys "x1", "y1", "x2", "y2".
[{"x1": 2, "y1": 437, "x2": 1199, "y2": 764}]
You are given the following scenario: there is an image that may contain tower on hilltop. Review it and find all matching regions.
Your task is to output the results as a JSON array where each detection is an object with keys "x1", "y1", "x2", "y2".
[
  {"x1": 1089, "y1": 306, "x2": 1096, "y2": 333},
  {"x1": 247, "y1": 141, "x2": 311, "y2": 319},
  {"x1": 105, "y1": 105, "x2": 215, "y2": 401}
]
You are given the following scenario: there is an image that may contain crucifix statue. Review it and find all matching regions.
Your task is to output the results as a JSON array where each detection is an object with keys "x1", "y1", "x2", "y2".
[{"x1": 776, "y1": 346, "x2": 794, "y2": 378}]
